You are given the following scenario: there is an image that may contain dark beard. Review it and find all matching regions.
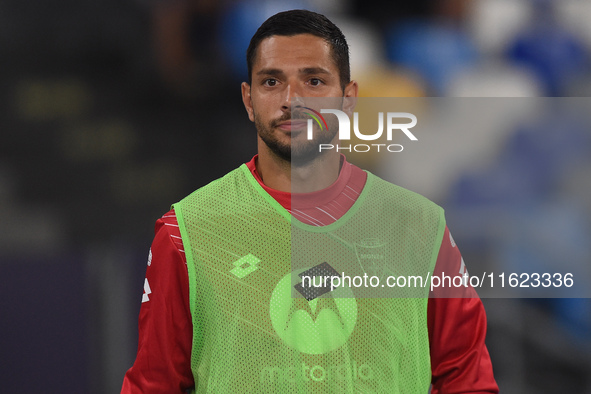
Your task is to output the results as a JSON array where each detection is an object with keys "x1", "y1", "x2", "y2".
[{"x1": 255, "y1": 111, "x2": 338, "y2": 166}]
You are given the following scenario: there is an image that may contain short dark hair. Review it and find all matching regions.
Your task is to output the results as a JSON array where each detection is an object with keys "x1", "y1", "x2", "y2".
[{"x1": 246, "y1": 9, "x2": 351, "y2": 90}]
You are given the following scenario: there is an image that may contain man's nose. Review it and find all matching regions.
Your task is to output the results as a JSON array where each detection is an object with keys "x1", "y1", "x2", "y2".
[{"x1": 282, "y1": 82, "x2": 304, "y2": 110}]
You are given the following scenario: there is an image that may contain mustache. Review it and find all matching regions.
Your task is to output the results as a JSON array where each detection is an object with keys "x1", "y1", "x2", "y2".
[{"x1": 270, "y1": 111, "x2": 309, "y2": 127}]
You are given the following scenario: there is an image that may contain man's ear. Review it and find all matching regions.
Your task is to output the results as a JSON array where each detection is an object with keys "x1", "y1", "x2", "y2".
[
  {"x1": 342, "y1": 80, "x2": 358, "y2": 116},
  {"x1": 241, "y1": 82, "x2": 255, "y2": 122}
]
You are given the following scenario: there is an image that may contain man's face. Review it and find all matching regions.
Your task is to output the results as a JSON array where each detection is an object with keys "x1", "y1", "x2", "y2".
[{"x1": 242, "y1": 34, "x2": 357, "y2": 164}]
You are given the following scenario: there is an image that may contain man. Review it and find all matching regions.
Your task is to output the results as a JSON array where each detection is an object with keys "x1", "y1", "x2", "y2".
[{"x1": 122, "y1": 9, "x2": 499, "y2": 393}]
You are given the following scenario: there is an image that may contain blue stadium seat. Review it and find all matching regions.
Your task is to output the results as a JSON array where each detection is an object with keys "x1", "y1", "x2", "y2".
[
  {"x1": 385, "y1": 19, "x2": 478, "y2": 95},
  {"x1": 218, "y1": 0, "x2": 313, "y2": 80},
  {"x1": 506, "y1": 8, "x2": 588, "y2": 96}
]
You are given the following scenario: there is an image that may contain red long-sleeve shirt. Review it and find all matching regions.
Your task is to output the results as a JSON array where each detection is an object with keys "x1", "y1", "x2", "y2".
[{"x1": 122, "y1": 156, "x2": 498, "y2": 393}]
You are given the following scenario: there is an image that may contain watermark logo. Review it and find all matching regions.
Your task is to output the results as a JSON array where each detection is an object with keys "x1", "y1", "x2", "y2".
[
  {"x1": 305, "y1": 108, "x2": 418, "y2": 153},
  {"x1": 302, "y1": 106, "x2": 328, "y2": 137}
]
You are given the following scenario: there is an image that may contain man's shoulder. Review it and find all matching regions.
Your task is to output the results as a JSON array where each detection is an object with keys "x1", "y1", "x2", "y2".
[
  {"x1": 177, "y1": 165, "x2": 247, "y2": 205},
  {"x1": 365, "y1": 172, "x2": 446, "y2": 238},
  {"x1": 367, "y1": 172, "x2": 442, "y2": 212}
]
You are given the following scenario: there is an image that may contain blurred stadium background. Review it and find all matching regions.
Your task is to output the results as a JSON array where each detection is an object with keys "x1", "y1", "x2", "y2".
[{"x1": 1, "y1": 0, "x2": 590, "y2": 392}]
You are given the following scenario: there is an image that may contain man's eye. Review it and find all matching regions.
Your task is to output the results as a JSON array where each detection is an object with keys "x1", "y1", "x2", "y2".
[
  {"x1": 264, "y1": 79, "x2": 277, "y2": 87},
  {"x1": 309, "y1": 78, "x2": 323, "y2": 86}
]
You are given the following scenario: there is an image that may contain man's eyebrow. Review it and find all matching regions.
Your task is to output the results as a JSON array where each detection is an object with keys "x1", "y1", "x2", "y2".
[
  {"x1": 300, "y1": 67, "x2": 331, "y2": 75},
  {"x1": 256, "y1": 67, "x2": 332, "y2": 77},
  {"x1": 256, "y1": 68, "x2": 284, "y2": 76}
]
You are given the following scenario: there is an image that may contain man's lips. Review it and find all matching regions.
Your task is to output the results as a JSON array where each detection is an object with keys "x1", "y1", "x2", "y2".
[{"x1": 277, "y1": 119, "x2": 308, "y2": 131}]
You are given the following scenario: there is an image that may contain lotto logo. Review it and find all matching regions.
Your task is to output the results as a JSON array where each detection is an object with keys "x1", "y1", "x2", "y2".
[{"x1": 230, "y1": 254, "x2": 261, "y2": 278}]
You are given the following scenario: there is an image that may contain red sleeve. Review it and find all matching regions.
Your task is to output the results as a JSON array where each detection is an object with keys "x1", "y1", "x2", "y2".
[
  {"x1": 428, "y1": 226, "x2": 499, "y2": 393},
  {"x1": 121, "y1": 210, "x2": 194, "y2": 393}
]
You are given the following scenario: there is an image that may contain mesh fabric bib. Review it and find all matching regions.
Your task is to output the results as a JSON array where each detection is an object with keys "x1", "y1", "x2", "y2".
[{"x1": 173, "y1": 165, "x2": 445, "y2": 393}]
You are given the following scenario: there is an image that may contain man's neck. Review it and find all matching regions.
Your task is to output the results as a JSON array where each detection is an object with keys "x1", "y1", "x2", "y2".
[{"x1": 256, "y1": 146, "x2": 341, "y2": 193}]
